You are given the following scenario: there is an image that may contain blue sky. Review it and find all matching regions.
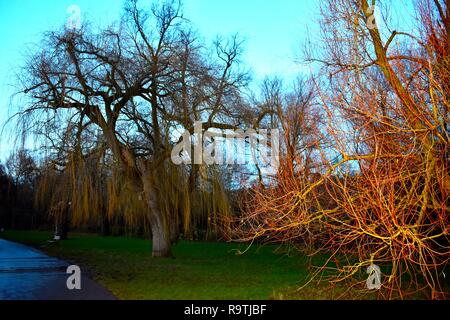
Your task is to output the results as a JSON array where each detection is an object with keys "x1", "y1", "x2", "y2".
[
  {"x1": 0, "y1": 0, "x2": 415, "y2": 162},
  {"x1": 0, "y1": 0, "x2": 318, "y2": 161}
]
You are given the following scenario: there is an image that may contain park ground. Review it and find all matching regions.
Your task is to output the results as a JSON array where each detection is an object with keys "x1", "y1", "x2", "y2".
[{"x1": 1, "y1": 230, "x2": 383, "y2": 300}]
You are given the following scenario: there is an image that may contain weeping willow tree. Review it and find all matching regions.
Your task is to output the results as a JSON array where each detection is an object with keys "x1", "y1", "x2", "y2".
[
  {"x1": 35, "y1": 146, "x2": 233, "y2": 244},
  {"x1": 20, "y1": 0, "x2": 246, "y2": 256}
]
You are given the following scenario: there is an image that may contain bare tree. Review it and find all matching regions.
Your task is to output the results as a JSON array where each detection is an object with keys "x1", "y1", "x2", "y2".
[
  {"x1": 235, "y1": 0, "x2": 449, "y2": 298},
  {"x1": 17, "y1": 0, "x2": 247, "y2": 257}
]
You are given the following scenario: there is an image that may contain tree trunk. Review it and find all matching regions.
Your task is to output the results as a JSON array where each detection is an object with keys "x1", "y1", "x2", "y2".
[
  {"x1": 170, "y1": 219, "x2": 180, "y2": 244},
  {"x1": 101, "y1": 214, "x2": 111, "y2": 236},
  {"x1": 150, "y1": 213, "x2": 172, "y2": 257},
  {"x1": 142, "y1": 172, "x2": 172, "y2": 257}
]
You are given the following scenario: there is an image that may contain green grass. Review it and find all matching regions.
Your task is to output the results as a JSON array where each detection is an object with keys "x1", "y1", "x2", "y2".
[
  {"x1": 1, "y1": 230, "x2": 327, "y2": 300},
  {"x1": 2, "y1": 230, "x2": 401, "y2": 299}
]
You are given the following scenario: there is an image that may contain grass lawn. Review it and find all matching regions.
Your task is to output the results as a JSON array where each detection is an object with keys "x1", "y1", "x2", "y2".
[{"x1": 0, "y1": 230, "x2": 373, "y2": 300}]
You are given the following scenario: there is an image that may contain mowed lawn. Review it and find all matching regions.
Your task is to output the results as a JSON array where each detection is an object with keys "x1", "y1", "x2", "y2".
[{"x1": 0, "y1": 230, "x2": 329, "y2": 300}]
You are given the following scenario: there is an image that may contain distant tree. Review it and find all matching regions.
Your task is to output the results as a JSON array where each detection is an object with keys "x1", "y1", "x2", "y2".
[
  {"x1": 4, "y1": 150, "x2": 39, "y2": 229},
  {"x1": 6, "y1": 149, "x2": 38, "y2": 187},
  {"x1": 0, "y1": 163, "x2": 14, "y2": 229}
]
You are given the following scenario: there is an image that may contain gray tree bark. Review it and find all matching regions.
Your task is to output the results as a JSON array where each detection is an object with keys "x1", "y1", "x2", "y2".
[{"x1": 142, "y1": 173, "x2": 172, "y2": 257}]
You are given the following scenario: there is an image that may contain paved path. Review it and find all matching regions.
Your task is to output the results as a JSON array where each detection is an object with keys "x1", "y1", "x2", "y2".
[{"x1": 0, "y1": 239, "x2": 116, "y2": 300}]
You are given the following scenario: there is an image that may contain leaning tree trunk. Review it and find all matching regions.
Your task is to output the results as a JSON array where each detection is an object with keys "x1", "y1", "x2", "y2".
[{"x1": 142, "y1": 173, "x2": 172, "y2": 257}]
